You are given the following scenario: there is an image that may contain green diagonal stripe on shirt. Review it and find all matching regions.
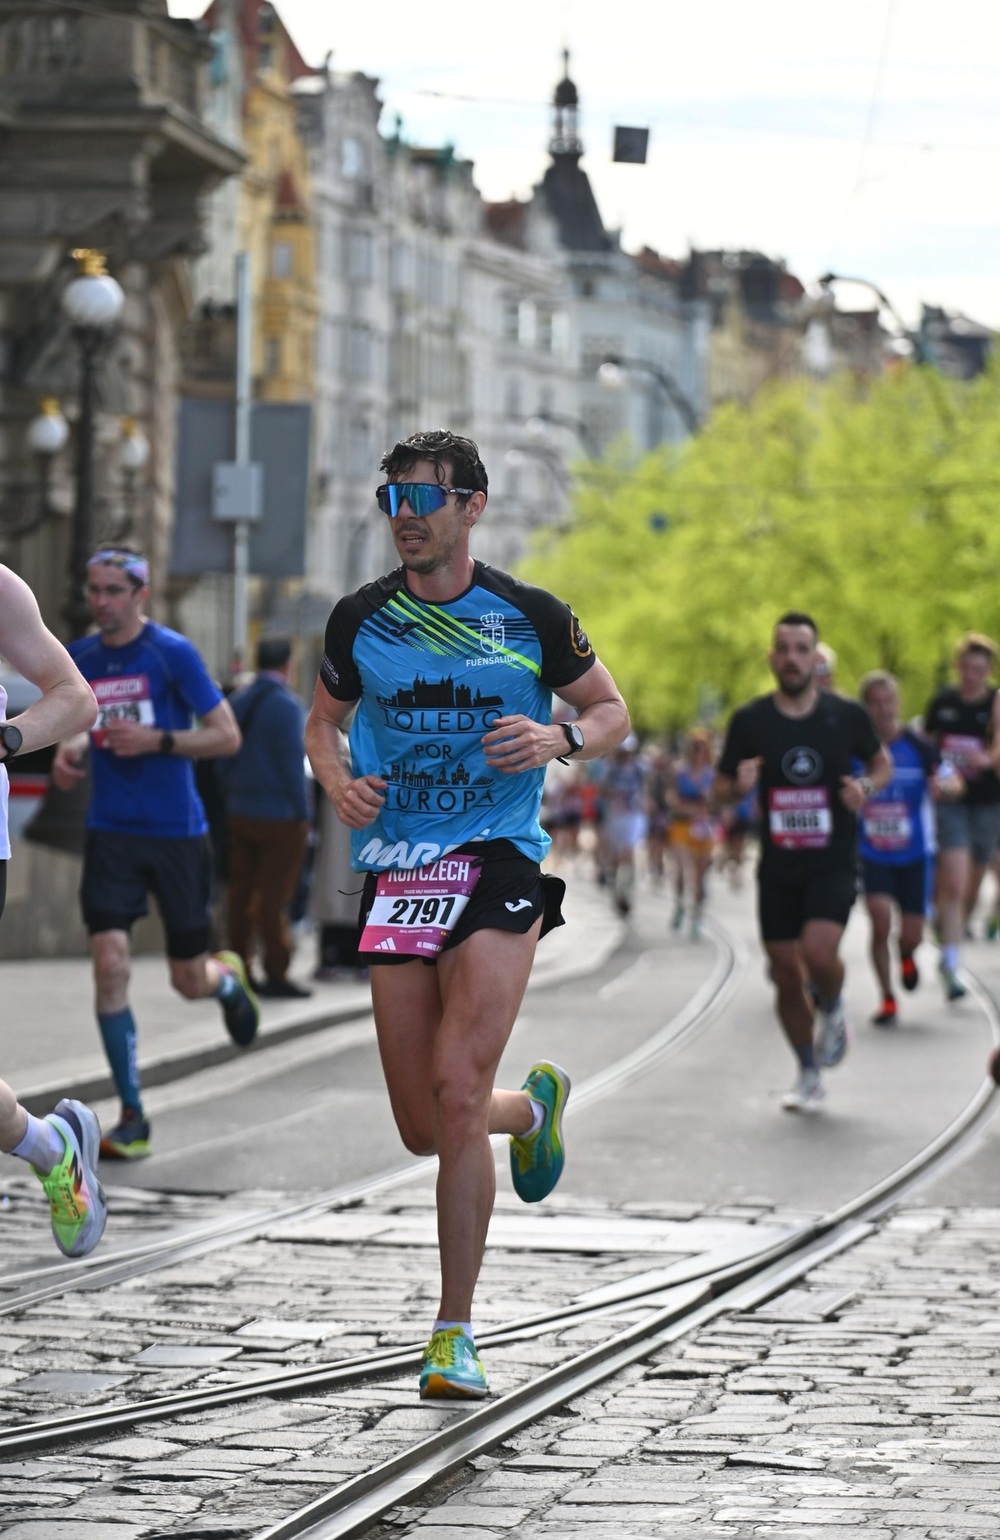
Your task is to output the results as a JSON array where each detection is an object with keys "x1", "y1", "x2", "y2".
[{"x1": 390, "y1": 592, "x2": 542, "y2": 677}]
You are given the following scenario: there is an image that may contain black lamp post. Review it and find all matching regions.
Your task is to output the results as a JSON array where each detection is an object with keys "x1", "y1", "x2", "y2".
[
  {"x1": 817, "y1": 272, "x2": 930, "y2": 365},
  {"x1": 60, "y1": 249, "x2": 125, "y2": 638},
  {"x1": 598, "y1": 355, "x2": 700, "y2": 436}
]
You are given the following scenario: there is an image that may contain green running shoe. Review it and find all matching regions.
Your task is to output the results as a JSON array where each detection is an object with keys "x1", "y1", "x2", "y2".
[
  {"x1": 419, "y1": 1327, "x2": 488, "y2": 1400},
  {"x1": 214, "y1": 950, "x2": 260, "y2": 1047},
  {"x1": 510, "y1": 1060, "x2": 570, "y2": 1204},
  {"x1": 35, "y1": 1100, "x2": 108, "y2": 1257}
]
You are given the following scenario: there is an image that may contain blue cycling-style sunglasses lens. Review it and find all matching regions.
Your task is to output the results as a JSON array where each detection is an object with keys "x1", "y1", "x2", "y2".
[{"x1": 375, "y1": 483, "x2": 474, "y2": 517}]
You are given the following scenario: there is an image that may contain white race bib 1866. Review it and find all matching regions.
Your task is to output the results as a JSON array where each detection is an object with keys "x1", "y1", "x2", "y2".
[
  {"x1": 360, "y1": 857, "x2": 482, "y2": 957},
  {"x1": 768, "y1": 787, "x2": 832, "y2": 850}
]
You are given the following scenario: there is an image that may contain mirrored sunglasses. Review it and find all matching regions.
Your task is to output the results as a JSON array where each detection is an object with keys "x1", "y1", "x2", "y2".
[{"x1": 375, "y1": 482, "x2": 474, "y2": 518}]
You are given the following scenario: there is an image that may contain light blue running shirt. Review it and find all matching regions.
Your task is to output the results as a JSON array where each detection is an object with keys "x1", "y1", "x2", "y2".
[{"x1": 319, "y1": 563, "x2": 596, "y2": 871}]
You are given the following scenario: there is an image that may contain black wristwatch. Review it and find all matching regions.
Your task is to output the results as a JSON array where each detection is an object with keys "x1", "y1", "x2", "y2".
[
  {"x1": 0, "y1": 722, "x2": 22, "y2": 762},
  {"x1": 158, "y1": 730, "x2": 176, "y2": 755},
  {"x1": 556, "y1": 722, "x2": 585, "y2": 765}
]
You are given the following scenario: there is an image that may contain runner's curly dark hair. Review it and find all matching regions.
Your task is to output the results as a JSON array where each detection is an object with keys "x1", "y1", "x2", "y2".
[{"x1": 379, "y1": 430, "x2": 488, "y2": 504}]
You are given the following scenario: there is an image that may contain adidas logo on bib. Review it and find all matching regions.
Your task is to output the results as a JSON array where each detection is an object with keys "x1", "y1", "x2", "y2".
[{"x1": 374, "y1": 936, "x2": 398, "y2": 952}]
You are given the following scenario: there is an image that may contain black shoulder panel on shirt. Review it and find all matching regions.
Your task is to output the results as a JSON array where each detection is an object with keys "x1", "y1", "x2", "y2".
[{"x1": 319, "y1": 569, "x2": 406, "y2": 700}]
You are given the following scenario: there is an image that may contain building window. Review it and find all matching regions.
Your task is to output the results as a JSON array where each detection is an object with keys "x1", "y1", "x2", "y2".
[
  {"x1": 391, "y1": 240, "x2": 413, "y2": 294},
  {"x1": 504, "y1": 376, "x2": 522, "y2": 419},
  {"x1": 348, "y1": 419, "x2": 371, "y2": 479},
  {"x1": 347, "y1": 323, "x2": 372, "y2": 379},
  {"x1": 342, "y1": 135, "x2": 363, "y2": 179},
  {"x1": 347, "y1": 229, "x2": 373, "y2": 284},
  {"x1": 272, "y1": 240, "x2": 293, "y2": 279},
  {"x1": 264, "y1": 336, "x2": 281, "y2": 377},
  {"x1": 537, "y1": 309, "x2": 554, "y2": 353},
  {"x1": 502, "y1": 300, "x2": 520, "y2": 343}
]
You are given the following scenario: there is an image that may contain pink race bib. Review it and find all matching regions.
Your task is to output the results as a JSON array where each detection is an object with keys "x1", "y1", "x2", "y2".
[
  {"x1": 92, "y1": 675, "x2": 155, "y2": 749},
  {"x1": 862, "y1": 800, "x2": 912, "y2": 852},
  {"x1": 360, "y1": 857, "x2": 482, "y2": 957}
]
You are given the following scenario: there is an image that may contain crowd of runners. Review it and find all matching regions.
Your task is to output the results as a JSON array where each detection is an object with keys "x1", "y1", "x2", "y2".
[{"x1": 544, "y1": 617, "x2": 1000, "y2": 1115}]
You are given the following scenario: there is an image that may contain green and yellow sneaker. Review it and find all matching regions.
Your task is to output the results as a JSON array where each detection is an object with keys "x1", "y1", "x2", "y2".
[
  {"x1": 509, "y1": 1060, "x2": 571, "y2": 1204},
  {"x1": 419, "y1": 1327, "x2": 488, "y2": 1400},
  {"x1": 35, "y1": 1100, "x2": 108, "y2": 1257},
  {"x1": 214, "y1": 950, "x2": 260, "y2": 1047}
]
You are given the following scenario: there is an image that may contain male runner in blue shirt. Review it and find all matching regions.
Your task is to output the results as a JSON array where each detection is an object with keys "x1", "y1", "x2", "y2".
[
  {"x1": 306, "y1": 431, "x2": 630, "y2": 1401},
  {"x1": 52, "y1": 548, "x2": 254, "y2": 1159}
]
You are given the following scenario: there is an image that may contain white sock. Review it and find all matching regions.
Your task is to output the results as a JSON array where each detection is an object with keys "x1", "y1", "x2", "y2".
[
  {"x1": 432, "y1": 1319, "x2": 473, "y2": 1340},
  {"x1": 524, "y1": 1098, "x2": 544, "y2": 1137},
  {"x1": 943, "y1": 944, "x2": 959, "y2": 973},
  {"x1": 11, "y1": 1113, "x2": 65, "y2": 1175}
]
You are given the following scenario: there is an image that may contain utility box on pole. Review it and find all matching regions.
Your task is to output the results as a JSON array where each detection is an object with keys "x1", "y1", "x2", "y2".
[{"x1": 211, "y1": 461, "x2": 263, "y2": 522}]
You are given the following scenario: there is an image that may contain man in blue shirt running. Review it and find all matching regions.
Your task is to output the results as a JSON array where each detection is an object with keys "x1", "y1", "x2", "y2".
[
  {"x1": 306, "y1": 431, "x2": 630, "y2": 1402},
  {"x1": 51, "y1": 548, "x2": 255, "y2": 1159}
]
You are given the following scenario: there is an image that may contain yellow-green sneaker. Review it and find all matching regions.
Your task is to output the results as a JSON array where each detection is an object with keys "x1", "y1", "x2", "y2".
[
  {"x1": 214, "y1": 950, "x2": 260, "y2": 1047},
  {"x1": 35, "y1": 1100, "x2": 108, "y2": 1258},
  {"x1": 509, "y1": 1060, "x2": 570, "y2": 1204},
  {"x1": 419, "y1": 1327, "x2": 488, "y2": 1400}
]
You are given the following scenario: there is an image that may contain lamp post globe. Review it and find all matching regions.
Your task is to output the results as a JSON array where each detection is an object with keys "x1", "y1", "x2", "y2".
[
  {"x1": 26, "y1": 398, "x2": 69, "y2": 458},
  {"x1": 61, "y1": 250, "x2": 125, "y2": 331}
]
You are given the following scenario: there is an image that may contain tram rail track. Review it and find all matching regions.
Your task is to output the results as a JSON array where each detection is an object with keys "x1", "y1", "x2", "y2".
[
  {"x1": 0, "y1": 917, "x2": 740, "y2": 1318},
  {"x1": 248, "y1": 962, "x2": 1000, "y2": 1540},
  {"x1": 0, "y1": 925, "x2": 995, "y2": 1540}
]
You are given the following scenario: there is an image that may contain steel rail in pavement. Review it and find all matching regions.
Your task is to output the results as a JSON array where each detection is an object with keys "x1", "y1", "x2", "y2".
[{"x1": 0, "y1": 919, "x2": 740, "y2": 1317}]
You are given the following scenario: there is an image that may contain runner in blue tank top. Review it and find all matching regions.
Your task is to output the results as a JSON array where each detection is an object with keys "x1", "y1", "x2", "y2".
[
  {"x1": 306, "y1": 431, "x2": 630, "y2": 1402},
  {"x1": 854, "y1": 671, "x2": 948, "y2": 1026}
]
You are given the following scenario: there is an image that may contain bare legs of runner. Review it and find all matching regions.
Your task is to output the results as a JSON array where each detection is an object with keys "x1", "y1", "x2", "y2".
[{"x1": 369, "y1": 920, "x2": 542, "y2": 1322}]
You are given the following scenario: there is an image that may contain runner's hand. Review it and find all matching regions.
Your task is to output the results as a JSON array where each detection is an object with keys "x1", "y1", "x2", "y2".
[
  {"x1": 51, "y1": 744, "x2": 87, "y2": 791},
  {"x1": 839, "y1": 775, "x2": 867, "y2": 812},
  {"x1": 101, "y1": 719, "x2": 159, "y2": 757},
  {"x1": 333, "y1": 774, "x2": 387, "y2": 828},
  {"x1": 482, "y1": 714, "x2": 557, "y2": 774}
]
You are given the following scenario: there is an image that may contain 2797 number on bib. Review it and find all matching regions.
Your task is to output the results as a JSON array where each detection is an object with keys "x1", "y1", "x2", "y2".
[{"x1": 360, "y1": 857, "x2": 482, "y2": 957}]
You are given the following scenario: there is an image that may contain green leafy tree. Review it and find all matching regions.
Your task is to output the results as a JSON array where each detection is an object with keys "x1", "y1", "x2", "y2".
[{"x1": 522, "y1": 360, "x2": 1000, "y2": 733}]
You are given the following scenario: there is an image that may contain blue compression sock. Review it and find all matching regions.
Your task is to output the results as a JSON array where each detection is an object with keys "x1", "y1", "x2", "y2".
[{"x1": 97, "y1": 1008, "x2": 142, "y2": 1114}]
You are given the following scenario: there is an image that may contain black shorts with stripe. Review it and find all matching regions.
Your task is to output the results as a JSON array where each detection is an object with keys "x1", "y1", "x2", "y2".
[{"x1": 358, "y1": 838, "x2": 566, "y2": 967}]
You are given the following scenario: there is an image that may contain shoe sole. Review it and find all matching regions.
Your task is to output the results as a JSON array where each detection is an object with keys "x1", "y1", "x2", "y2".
[
  {"x1": 99, "y1": 1136, "x2": 151, "y2": 1160},
  {"x1": 419, "y1": 1375, "x2": 489, "y2": 1400},
  {"x1": 781, "y1": 1096, "x2": 824, "y2": 1114}
]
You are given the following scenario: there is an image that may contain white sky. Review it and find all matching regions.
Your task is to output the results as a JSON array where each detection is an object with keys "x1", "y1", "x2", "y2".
[{"x1": 169, "y1": 0, "x2": 1000, "y2": 328}]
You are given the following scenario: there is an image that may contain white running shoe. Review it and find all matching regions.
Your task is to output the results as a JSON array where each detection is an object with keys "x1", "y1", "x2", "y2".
[
  {"x1": 816, "y1": 998, "x2": 850, "y2": 1067},
  {"x1": 781, "y1": 1068, "x2": 825, "y2": 1114}
]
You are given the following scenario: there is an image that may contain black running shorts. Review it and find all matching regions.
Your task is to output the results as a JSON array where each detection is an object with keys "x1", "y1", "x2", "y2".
[
  {"x1": 358, "y1": 839, "x2": 566, "y2": 967},
  {"x1": 81, "y1": 830, "x2": 213, "y2": 959},
  {"x1": 861, "y1": 856, "x2": 931, "y2": 918},
  {"x1": 757, "y1": 864, "x2": 857, "y2": 944}
]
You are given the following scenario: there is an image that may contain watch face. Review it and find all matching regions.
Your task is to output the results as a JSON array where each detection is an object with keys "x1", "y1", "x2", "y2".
[
  {"x1": 564, "y1": 723, "x2": 584, "y2": 753},
  {"x1": 1, "y1": 723, "x2": 22, "y2": 755}
]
